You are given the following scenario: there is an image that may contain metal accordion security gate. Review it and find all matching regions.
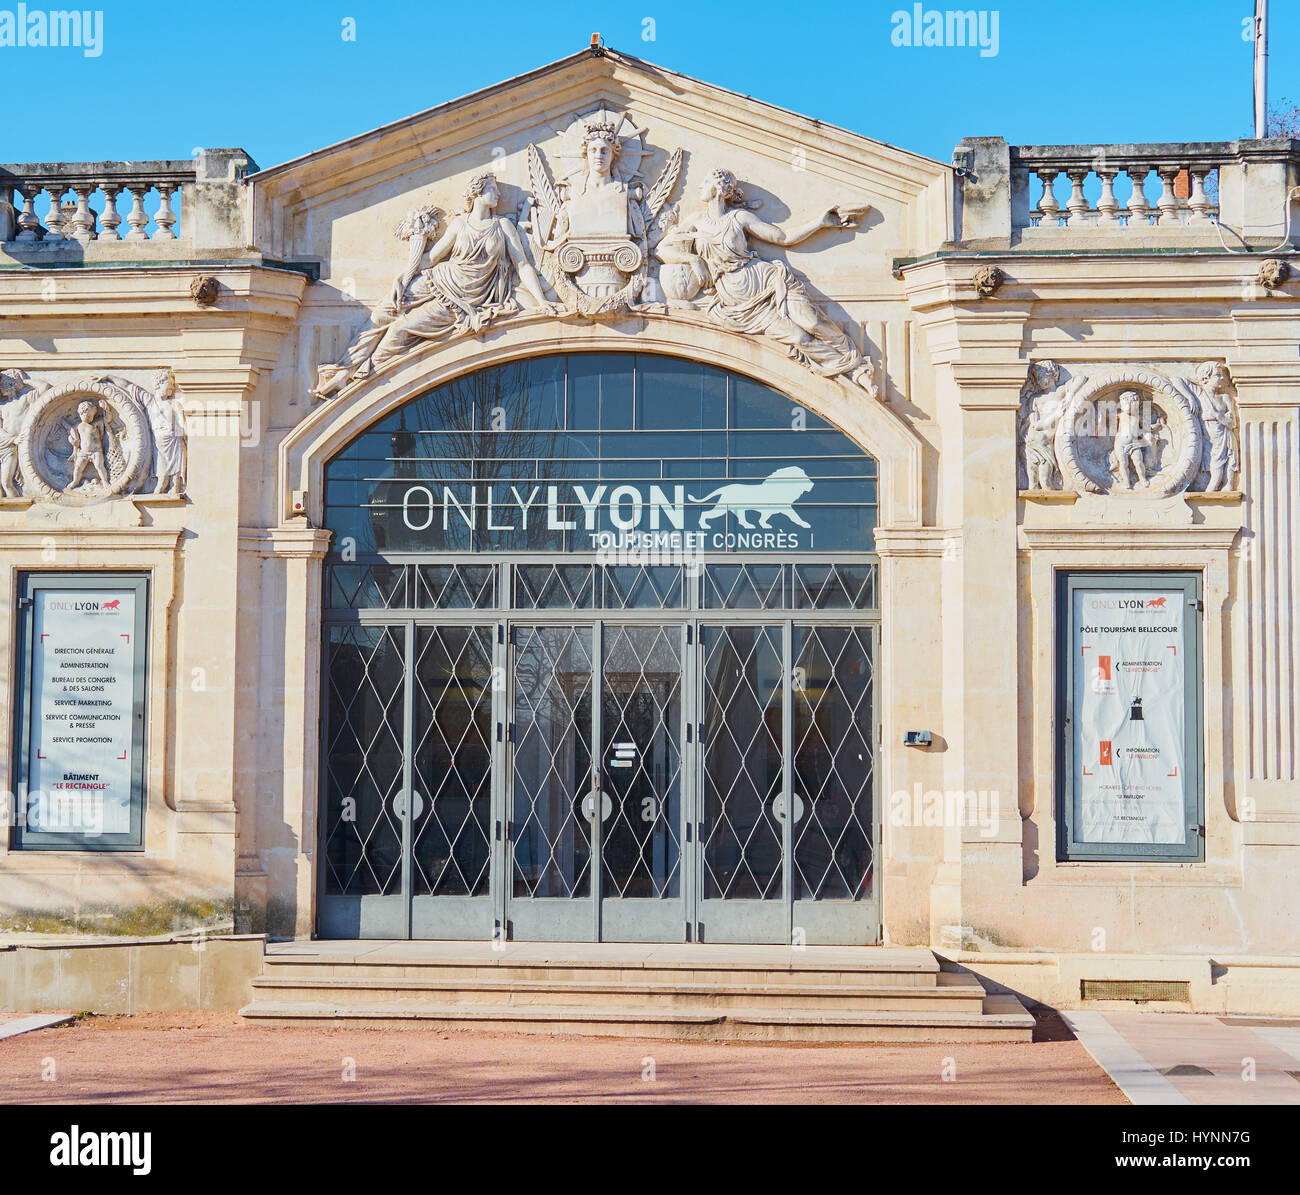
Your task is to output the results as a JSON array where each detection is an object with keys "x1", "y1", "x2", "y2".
[
  {"x1": 318, "y1": 561, "x2": 880, "y2": 944},
  {"x1": 316, "y1": 352, "x2": 883, "y2": 944}
]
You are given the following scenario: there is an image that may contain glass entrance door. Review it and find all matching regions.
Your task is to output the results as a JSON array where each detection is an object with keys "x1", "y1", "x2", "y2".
[
  {"x1": 319, "y1": 613, "x2": 876, "y2": 944},
  {"x1": 697, "y1": 622, "x2": 877, "y2": 944},
  {"x1": 319, "y1": 621, "x2": 501, "y2": 940},
  {"x1": 506, "y1": 623, "x2": 686, "y2": 942},
  {"x1": 594, "y1": 625, "x2": 685, "y2": 942}
]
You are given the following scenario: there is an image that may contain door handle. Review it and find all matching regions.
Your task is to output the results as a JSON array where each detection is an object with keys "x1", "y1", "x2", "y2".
[
  {"x1": 771, "y1": 793, "x2": 805, "y2": 825},
  {"x1": 581, "y1": 791, "x2": 612, "y2": 824},
  {"x1": 392, "y1": 791, "x2": 425, "y2": 820}
]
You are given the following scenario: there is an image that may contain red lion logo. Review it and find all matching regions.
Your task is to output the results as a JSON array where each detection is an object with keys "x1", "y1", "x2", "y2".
[
  {"x1": 102, "y1": 599, "x2": 121, "y2": 611},
  {"x1": 1146, "y1": 596, "x2": 1167, "y2": 609}
]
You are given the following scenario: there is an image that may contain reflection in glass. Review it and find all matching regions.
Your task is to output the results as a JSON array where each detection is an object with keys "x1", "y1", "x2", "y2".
[
  {"x1": 412, "y1": 627, "x2": 494, "y2": 897},
  {"x1": 323, "y1": 625, "x2": 406, "y2": 896},
  {"x1": 701, "y1": 625, "x2": 784, "y2": 899},
  {"x1": 600, "y1": 626, "x2": 682, "y2": 899},
  {"x1": 511, "y1": 626, "x2": 594, "y2": 898},
  {"x1": 792, "y1": 626, "x2": 874, "y2": 900}
]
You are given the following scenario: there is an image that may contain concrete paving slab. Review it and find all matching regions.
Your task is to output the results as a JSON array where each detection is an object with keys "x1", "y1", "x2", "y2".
[
  {"x1": 1064, "y1": 1011, "x2": 1300, "y2": 1106},
  {"x1": 1062, "y1": 1011, "x2": 1189, "y2": 1105},
  {"x1": 1104, "y1": 1012, "x2": 1300, "y2": 1105},
  {"x1": 0, "y1": 1013, "x2": 74, "y2": 1039}
]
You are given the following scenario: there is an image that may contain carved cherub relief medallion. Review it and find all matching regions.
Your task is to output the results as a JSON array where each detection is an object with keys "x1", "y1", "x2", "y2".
[
  {"x1": 0, "y1": 370, "x2": 187, "y2": 504},
  {"x1": 1018, "y1": 360, "x2": 1240, "y2": 497}
]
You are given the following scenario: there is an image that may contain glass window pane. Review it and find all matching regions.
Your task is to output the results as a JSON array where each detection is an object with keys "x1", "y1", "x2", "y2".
[{"x1": 636, "y1": 356, "x2": 726, "y2": 429}]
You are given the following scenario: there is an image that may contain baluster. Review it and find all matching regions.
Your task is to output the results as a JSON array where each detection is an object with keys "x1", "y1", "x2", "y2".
[
  {"x1": 1156, "y1": 167, "x2": 1181, "y2": 225},
  {"x1": 1188, "y1": 169, "x2": 1213, "y2": 224},
  {"x1": 1035, "y1": 169, "x2": 1060, "y2": 226},
  {"x1": 1126, "y1": 168, "x2": 1151, "y2": 226},
  {"x1": 43, "y1": 186, "x2": 67, "y2": 241},
  {"x1": 70, "y1": 184, "x2": 97, "y2": 243},
  {"x1": 1096, "y1": 169, "x2": 1120, "y2": 225},
  {"x1": 124, "y1": 185, "x2": 150, "y2": 240},
  {"x1": 154, "y1": 184, "x2": 177, "y2": 240},
  {"x1": 15, "y1": 184, "x2": 41, "y2": 242},
  {"x1": 99, "y1": 184, "x2": 123, "y2": 240},
  {"x1": 1066, "y1": 168, "x2": 1091, "y2": 226}
]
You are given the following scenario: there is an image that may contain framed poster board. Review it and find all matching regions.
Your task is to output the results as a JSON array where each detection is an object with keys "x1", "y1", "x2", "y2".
[
  {"x1": 11, "y1": 573, "x2": 149, "y2": 851},
  {"x1": 1057, "y1": 571, "x2": 1203, "y2": 862}
]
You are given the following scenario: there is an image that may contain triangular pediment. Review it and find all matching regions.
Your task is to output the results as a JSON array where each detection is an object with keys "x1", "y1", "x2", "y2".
[{"x1": 252, "y1": 47, "x2": 952, "y2": 264}]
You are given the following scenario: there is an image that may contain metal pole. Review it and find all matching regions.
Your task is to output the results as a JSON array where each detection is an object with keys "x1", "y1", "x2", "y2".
[{"x1": 1255, "y1": 0, "x2": 1269, "y2": 139}]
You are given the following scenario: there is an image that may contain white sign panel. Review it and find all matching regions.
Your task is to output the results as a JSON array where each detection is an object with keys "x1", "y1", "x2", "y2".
[
  {"x1": 1072, "y1": 588, "x2": 1186, "y2": 843},
  {"x1": 26, "y1": 589, "x2": 138, "y2": 838}
]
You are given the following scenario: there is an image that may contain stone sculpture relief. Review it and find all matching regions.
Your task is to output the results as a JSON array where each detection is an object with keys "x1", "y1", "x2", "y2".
[
  {"x1": 1017, "y1": 360, "x2": 1239, "y2": 497},
  {"x1": 655, "y1": 168, "x2": 877, "y2": 395},
  {"x1": 0, "y1": 369, "x2": 50, "y2": 497},
  {"x1": 1256, "y1": 258, "x2": 1291, "y2": 290},
  {"x1": 973, "y1": 264, "x2": 1005, "y2": 297},
  {"x1": 313, "y1": 177, "x2": 562, "y2": 400},
  {"x1": 0, "y1": 368, "x2": 186, "y2": 503},
  {"x1": 524, "y1": 108, "x2": 682, "y2": 317},
  {"x1": 97, "y1": 370, "x2": 189, "y2": 495},
  {"x1": 1185, "y1": 360, "x2": 1239, "y2": 493},
  {"x1": 313, "y1": 108, "x2": 880, "y2": 400}
]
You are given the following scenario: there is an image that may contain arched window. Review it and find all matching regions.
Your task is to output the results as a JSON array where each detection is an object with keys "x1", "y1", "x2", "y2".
[{"x1": 323, "y1": 353, "x2": 878, "y2": 558}]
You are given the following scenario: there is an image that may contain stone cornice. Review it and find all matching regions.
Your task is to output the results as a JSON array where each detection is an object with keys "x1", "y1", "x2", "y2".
[
  {"x1": 238, "y1": 523, "x2": 333, "y2": 559},
  {"x1": 874, "y1": 526, "x2": 960, "y2": 557},
  {"x1": 0, "y1": 528, "x2": 184, "y2": 550},
  {"x1": 1018, "y1": 526, "x2": 1241, "y2": 551},
  {"x1": 902, "y1": 251, "x2": 1300, "y2": 305},
  {"x1": 0, "y1": 264, "x2": 305, "y2": 321}
]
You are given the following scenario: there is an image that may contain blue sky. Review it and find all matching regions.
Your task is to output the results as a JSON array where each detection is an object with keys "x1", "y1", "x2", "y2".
[{"x1": 3, "y1": 1, "x2": 1296, "y2": 168}]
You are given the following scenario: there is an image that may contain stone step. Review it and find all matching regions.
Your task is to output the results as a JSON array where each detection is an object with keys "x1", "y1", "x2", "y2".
[
  {"x1": 260, "y1": 958, "x2": 944, "y2": 989},
  {"x1": 247, "y1": 973, "x2": 989, "y2": 1013},
  {"x1": 238, "y1": 999, "x2": 1036, "y2": 1043}
]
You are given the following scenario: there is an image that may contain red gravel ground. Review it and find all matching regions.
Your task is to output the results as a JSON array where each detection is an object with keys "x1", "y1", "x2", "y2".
[{"x1": 0, "y1": 1009, "x2": 1125, "y2": 1104}]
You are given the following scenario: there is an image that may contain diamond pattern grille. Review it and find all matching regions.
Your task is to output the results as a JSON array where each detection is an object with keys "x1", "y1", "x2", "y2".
[
  {"x1": 328, "y1": 563, "x2": 408, "y2": 610},
  {"x1": 319, "y1": 611, "x2": 878, "y2": 926},
  {"x1": 600, "y1": 625, "x2": 682, "y2": 898},
  {"x1": 511, "y1": 626, "x2": 594, "y2": 898},
  {"x1": 703, "y1": 564, "x2": 789, "y2": 610},
  {"x1": 792, "y1": 626, "x2": 875, "y2": 900},
  {"x1": 701, "y1": 625, "x2": 784, "y2": 899},
  {"x1": 411, "y1": 627, "x2": 494, "y2": 896},
  {"x1": 603, "y1": 566, "x2": 684, "y2": 610},
  {"x1": 414, "y1": 564, "x2": 496, "y2": 609},
  {"x1": 793, "y1": 563, "x2": 878, "y2": 610},
  {"x1": 514, "y1": 565, "x2": 596, "y2": 609},
  {"x1": 322, "y1": 624, "x2": 406, "y2": 896}
]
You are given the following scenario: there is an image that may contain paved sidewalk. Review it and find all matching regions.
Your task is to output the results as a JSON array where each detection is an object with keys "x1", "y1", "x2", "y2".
[
  {"x1": 0, "y1": 1010, "x2": 1123, "y2": 1104},
  {"x1": 1065, "y1": 1012, "x2": 1300, "y2": 1105}
]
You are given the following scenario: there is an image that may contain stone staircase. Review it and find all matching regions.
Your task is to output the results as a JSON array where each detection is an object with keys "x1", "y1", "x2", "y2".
[{"x1": 239, "y1": 942, "x2": 1035, "y2": 1043}]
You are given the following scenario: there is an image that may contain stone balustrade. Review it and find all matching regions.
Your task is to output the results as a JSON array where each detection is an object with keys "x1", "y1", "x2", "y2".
[
  {"x1": 0, "y1": 148, "x2": 257, "y2": 253},
  {"x1": 0, "y1": 162, "x2": 195, "y2": 243},
  {"x1": 1014, "y1": 144, "x2": 1223, "y2": 230},
  {"x1": 953, "y1": 137, "x2": 1300, "y2": 248}
]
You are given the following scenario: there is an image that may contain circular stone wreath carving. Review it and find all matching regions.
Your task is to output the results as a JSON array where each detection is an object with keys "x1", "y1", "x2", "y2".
[
  {"x1": 17, "y1": 380, "x2": 150, "y2": 503},
  {"x1": 1054, "y1": 368, "x2": 1203, "y2": 497}
]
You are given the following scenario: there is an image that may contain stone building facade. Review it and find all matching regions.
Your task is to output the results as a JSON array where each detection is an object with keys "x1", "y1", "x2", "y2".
[{"x1": 0, "y1": 48, "x2": 1296, "y2": 1010}]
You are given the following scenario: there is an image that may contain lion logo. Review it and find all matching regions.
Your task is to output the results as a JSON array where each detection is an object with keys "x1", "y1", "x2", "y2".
[{"x1": 691, "y1": 466, "x2": 815, "y2": 530}]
